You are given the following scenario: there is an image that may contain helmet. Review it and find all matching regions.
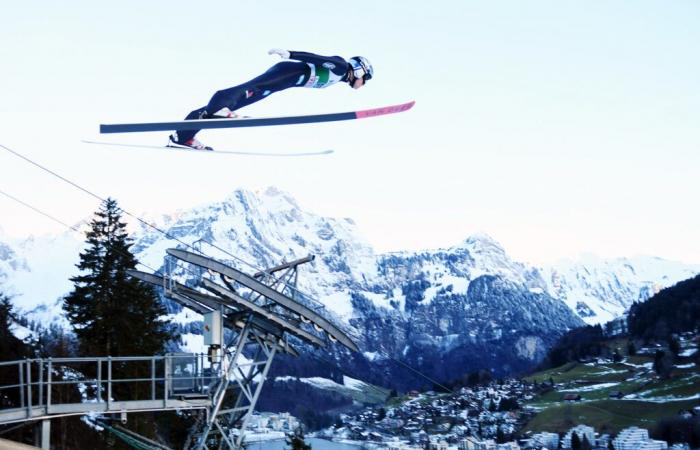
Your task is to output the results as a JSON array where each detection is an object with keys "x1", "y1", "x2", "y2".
[{"x1": 349, "y1": 56, "x2": 373, "y2": 82}]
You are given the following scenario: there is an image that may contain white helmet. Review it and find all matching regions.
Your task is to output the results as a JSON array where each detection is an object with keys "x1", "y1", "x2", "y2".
[{"x1": 349, "y1": 56, "x2": 374, "y2": 82}]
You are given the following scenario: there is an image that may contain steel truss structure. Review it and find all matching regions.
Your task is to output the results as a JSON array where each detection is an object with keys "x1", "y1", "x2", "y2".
[
  {"x1": 130, "y1": 248, "x2": 358, "y2": 449},
  {"x1": 0, "y1": 249, "x2": 356, "y2": 450}
]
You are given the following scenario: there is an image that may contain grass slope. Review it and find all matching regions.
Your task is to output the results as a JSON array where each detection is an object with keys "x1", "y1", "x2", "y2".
[{"x1": 523, "y1": 351, "x2": 700, "y2": 435}]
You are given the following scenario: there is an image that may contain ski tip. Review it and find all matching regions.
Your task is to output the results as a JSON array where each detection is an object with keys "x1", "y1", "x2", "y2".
[{"x1": 355, "y1": 100, "x2": 416, "y2": 119}]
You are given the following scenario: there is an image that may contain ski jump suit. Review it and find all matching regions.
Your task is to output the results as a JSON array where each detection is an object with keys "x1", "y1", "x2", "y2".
[{"x1": 175, "y1": 51, "x2": 351, "y2": 143}]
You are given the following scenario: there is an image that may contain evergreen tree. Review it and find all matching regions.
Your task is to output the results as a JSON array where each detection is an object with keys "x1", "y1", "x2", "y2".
[
  {"x1": 0, "y1": 293, "x2": 31, "y2": 359},
  {"x1": 62, "y1": 199, "x2": 176, "y2": 445},
  {"x1": 286, "y1": 427, "x2": 311, "y2": 450},
  {"x1": 668, "y1": 336, "x2": 681, "y2": 356},
  {"x1": 571, "y1": 432, "x2": 581, "y2": 450},
  {"x1": 653, "y1": 350, "x2": 674, "y2": 379},
  {"x1": 63, "y1": 198, "x2": 172, "y2": 358},
  {"x1": 496, "y1": 426, "x2": 506, "y2": 444},
  {"x1": 0, "y1": 293, "x2": 32, "y2": 407},
  {"x1": 498, "y1": 397, "x2": 520, "y2": 411},
  {"x1": 612, "y1": 350, "x2": 622, "y2": 362},
  {"x1": 581, "y1": 435, "x2": 592, "y2": 450}
]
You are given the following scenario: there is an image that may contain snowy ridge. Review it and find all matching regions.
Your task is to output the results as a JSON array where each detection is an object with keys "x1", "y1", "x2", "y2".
[
  {"x1": 0, "y1": 187, "x2": 698, "y2": 336},
  {"x1": 540, "y1": 255, "x2": 700, "y2": 324},
  {"x1": 131, "y1": 187, "x2": 377, "y2": 322},
  {"x1": 0, "y1": 231, "x2": 83, "y2": 326}
]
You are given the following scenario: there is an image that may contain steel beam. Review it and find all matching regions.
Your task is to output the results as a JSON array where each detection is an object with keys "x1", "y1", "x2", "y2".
[{"x1": 167, "y1": 249, "x2": 358, "y2": 352}]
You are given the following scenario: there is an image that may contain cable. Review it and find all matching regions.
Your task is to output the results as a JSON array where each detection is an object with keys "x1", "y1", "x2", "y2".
[
  {"x1": 302, "y1": 351, "x2": 393, "y2": 400},
  {"x1": 1, "y1": 144, "x2": 450, "y2": 395},
  {"x1": 0, "y1": 186, "x2": 449, "y2": 396},
  {"x1": 384, "y1": 353, "x2": 453, "y2": 394},
  {"x1": 0, "y1": 188, "x2": 84, "y2": 234},
  {"x1": 0, "y1": 143, "x2": 332, "y2": 318},
  {"x1": 0, "y1": 187, "x2": 160, "y2": 275}
]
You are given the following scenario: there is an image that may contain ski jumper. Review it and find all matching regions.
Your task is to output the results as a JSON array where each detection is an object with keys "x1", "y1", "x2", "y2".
[{"x1": 175, "y1": 51, "x2": 350, "y2": 142}]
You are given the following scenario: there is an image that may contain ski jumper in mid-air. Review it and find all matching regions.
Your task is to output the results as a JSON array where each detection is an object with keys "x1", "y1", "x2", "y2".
[{"x1": 169, "y1": 49, "x2": 374, "y2": 150}]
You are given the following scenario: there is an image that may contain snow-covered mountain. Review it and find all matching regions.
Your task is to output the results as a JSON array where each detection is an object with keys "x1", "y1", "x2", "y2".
[
  {"x1": 539, "y1": 255, "x2": 698, "y2": 325},
  {"x1": 0, "y1": 228, "x2": 82, "y2": 327},
  {"x1": 1, "y1": 187, "x2": 698, "y2": 382}
]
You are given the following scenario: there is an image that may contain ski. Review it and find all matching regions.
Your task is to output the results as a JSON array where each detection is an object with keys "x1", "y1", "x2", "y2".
[
  {"x1": 99, "y1": 100, "x2": 415, "y2": 134},
  {"x1": 81, "y1": 140, "x2": 334, "y2": 157}
]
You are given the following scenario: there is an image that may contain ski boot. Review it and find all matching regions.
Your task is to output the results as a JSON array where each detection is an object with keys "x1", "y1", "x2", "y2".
[{"x1": 168, "y1": 133, "x2": 213, "y2": 151}]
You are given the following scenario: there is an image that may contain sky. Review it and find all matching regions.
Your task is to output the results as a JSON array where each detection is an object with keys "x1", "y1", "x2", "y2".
[{"x1": 0, "y1": 1, "x2": 698, "y2": 264}]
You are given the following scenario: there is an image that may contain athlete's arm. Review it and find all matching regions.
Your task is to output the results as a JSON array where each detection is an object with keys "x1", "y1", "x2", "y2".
[{"x1": 288, "y1": 51, "x2": 348, "y2": 73}]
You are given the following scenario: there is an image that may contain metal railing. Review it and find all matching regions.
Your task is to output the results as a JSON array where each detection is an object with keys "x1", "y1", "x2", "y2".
[{"x1": 0, "y1": 353, "x2": 220, "y2": 424}]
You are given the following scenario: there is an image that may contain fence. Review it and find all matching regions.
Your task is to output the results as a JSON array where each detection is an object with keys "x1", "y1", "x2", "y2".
[{"x1": 0, "y1": 353, "x2": 217, "y2": 425}]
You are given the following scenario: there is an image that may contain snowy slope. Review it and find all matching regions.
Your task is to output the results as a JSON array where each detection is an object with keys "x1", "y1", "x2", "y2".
[
  {"x1": 131, "y1": 187, "x2": 377, "y2": 322},
  {"x1": 540, "y1": 255, "x2": 700, "y2": 324},
  {"x1": 0, "y1": 229, "x2": 83, "y2": 326},
  {"x1": 0, "y1": 187, "x2": 697, "y2": 333}
]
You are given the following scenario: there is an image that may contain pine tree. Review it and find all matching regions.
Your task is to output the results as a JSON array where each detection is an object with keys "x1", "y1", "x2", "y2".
[
  {"x1": 62, "y1": 199, "x2": 176, "y2": 445},
  {"x1": 496, "y1": 426, "x2": 506, "y2": 444},
  {"x1": 571, "y1": 432, "x2": 581, "y2": 450},
  {"x1": 63, "y1": 198, "x2": 173, "y2": 358},
  {"x1": 668, "y1": 336, "x2": 681, "y2": 356},
  {"x1": 286, "y1": 427, "x2": 311, "y2": 450},
  {"x1": 0, "y1": 293, "x2": 32, "y2": 407},
  {"x1": 581, "y1": 435, "x2": 592, "y2": 450},
  {"x1": 0, "y1": 293, "x2": 31, "y2": 359}
]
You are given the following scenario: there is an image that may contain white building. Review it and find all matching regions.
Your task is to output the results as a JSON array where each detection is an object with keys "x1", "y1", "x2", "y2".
[
  {"x1": 562, "y1": 425, "x2": 595, "y2": 449},
  {"x1": 459, "y1": 438, "x2": 520, "y2": 450},
  {"x1": 638, "y1": 441, "x2": 668, "y2": 450},
  {"x1": 387, "y1": 441, "x2": 423, "y2": 450},
  {"x1": 529, "y1": 431, "x2": 559, "y2": 449},
  {"x1": 460, "y1": 437, "x2": 496, "y2": 450},
  {"x1": 669, "y1": 444, "x2": 690, "y2": 450},
  {"x1": 496, "y1": 443, "x2": 520, "y2": 450},
  {"x1": 613, "y1": 427, "x2": 650, "y2": 450},
  {"x1": 430, "y1": 440, "x2": 449, "y2": 450}
]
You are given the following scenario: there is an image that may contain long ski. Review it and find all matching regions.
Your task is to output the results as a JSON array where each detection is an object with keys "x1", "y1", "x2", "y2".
[
  {"x1": 100, "y1": 100, "x2": 415, "y2": 134},
  {"x1": 82, "y1": 140, "x2": 334, "y2": 157}
]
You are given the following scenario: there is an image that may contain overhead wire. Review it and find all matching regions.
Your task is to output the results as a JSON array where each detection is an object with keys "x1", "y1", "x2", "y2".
[
  {"x1": 2, "y1": 179, "x2": 451, "y2": 400},
  {"x1": 0, "y1": 186, "x2": 198, "y2": 284},
  {"x1": 0, "y1": 188, "x2": 84, "y2": 235},
  {"x1": 0, "y1": 143, "x2": 454, "y2": 397},
  {"x1": 0, "y1": 143, "x2": 327, "y2": 313}
]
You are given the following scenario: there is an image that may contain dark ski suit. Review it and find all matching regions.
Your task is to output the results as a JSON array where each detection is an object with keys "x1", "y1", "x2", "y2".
[{"x1": 175, "y1": 51, "x2": 351, "y2": 142}]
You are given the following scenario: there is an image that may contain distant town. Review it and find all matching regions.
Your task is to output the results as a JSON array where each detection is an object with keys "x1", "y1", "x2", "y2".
[
  {"x1": 244, "y1": 333, "x2": 700, "y2": 450},
  {"x1": 247, "y1": 382, "x2": 699, "y2": 449}
]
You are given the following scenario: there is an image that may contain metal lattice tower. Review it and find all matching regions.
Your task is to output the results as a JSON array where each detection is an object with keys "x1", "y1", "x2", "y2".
[{"x1": 129, "y1": 248, "x2": 358, "y2": 449}]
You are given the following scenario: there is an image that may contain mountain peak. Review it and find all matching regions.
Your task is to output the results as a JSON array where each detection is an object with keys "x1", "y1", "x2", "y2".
[{"x1": 458, "y1": 232, "x2": 505, "y2": 254}]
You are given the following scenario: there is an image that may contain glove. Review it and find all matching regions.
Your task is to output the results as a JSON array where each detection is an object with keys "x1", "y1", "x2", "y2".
[{"x1": 268, "y1": 48, "x2": 291, "y2": 59}]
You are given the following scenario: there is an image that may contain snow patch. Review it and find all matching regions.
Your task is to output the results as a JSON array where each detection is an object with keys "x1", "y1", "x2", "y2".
[
  {"x1": 342, "y1": 376, "x2": 366, "y2": 391},
  {"x1": 319, "y1": 291, "x2": 354, "y2": 321},
  {"x1": 180, "y1": 333, "x2": 205, "y2": 353},
  {"x1": 561, "y1": 382, "x2": 619, "y2": 392},
  {"x1": 10, "y1": 322, "x2": 33, "y2": 341}
]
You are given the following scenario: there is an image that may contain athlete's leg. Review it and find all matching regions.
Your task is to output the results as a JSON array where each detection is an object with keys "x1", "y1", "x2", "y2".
[
  {"x1": 174, "y1": 61, "x2": 307, "y2": 143},
  {"x1": 206, "y1": 61, "x2": 307, "y2": 114}
]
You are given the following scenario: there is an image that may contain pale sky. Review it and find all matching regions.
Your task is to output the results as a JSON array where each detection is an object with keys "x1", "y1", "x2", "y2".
[{"x1": 0, "y1": 1, "x2": 698, "y2": 264}]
